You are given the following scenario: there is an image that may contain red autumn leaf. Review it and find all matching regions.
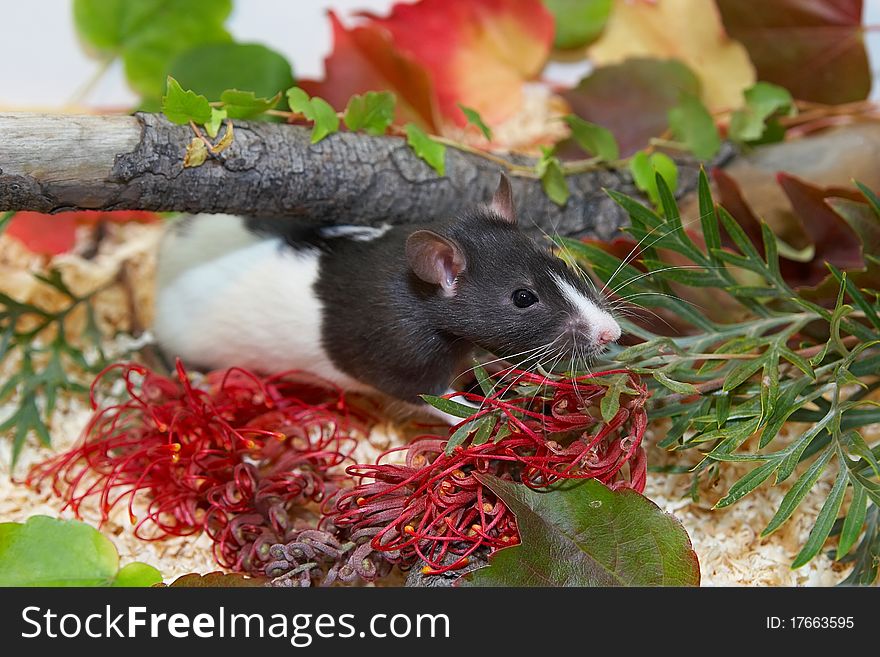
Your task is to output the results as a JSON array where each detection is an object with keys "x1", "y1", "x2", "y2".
[
  {"x1": 5, "y1": 210, "x2": 159, "y2": 255},
  {"x1": 561, "y1": 58, "x2": 700, "y2": 157},
  {"x1": 776, "y1": 172, "x2": 864, "y2": 271},
  {"x1": 713, "y1": 168, "x2": 866, "y2": 288},
  {"x1": 301, "y1": 11, "x2": 440, "y2": 130},
  {"x1": 364, "y1": 0, "x2": 554, "y2": 127},
  {"x1": 5, "y1": 212, "x2": 78, "y2": 256},
  {"x1": 716, "y1": 0, "x2": 870, "y2": 104}
]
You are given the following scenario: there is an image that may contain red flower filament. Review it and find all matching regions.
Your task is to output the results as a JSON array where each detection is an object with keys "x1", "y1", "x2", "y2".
[
  {"x1": 326, "y1": 368, "x2": 649, "y2": 576},
  {"x1": 27, "y1": 360, "x2": 372, "y2": 572}
]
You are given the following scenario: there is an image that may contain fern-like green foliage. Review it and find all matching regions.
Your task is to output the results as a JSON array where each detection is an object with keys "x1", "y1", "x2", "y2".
[
  {"x1": 0, "y1": 213, "x2": 114, "y2": 466},
  {"x1": 558, "y1": 172, "x2": 880, "y2": 582}
]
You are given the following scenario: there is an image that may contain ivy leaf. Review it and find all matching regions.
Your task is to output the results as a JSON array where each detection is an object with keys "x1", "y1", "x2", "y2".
[
  {"x1": 286, "y1": 87, "x2": 340, "y2": 144},
  {"x1": 0, "y1": 516, "x2": 160, "y2": 587},
  {"x1": 458, "y1": 104, "x2": 493, "y2": 141},
  {"x1": 728, "y1": 81, "x2": 795, "y2": 143},
  {"x1": 344, "y1": 91, "x2": 396, "y2": 136},
  {"x1": 204, "y1": 107, "x2": 227, "y2": 139},
  {"x1": 404, "y1": 123, "x2": 446, "y2": 176},
  {"x1": 563, "y1": 115, "x2": 619, "y2": 161},
  {"x1": 73, "y1": 0, "x2": 233, "y2": 102},
  {"x1": 162, "y1": 76, "x2": 211, "y2": 125},
  {"x1": 668, "y1": 92, "x2": 721, "y2": 160},
  {"x1": 537, "y1": 148, "x2": 569, "y2": 206},
  {"x1": 169, "y1": 43, "x2": 294, "y2": 105},
  {"x1": 629, "y1": 151, "x2": 678, "y2": 207},
  {"x1": 220, "y1": 89, "x2": 281, "y2": 120},
  {"x1": 462, "y1": 476, "x2": 700, "y2": 586},
  {"x1": 543, "y1": 0, "x2": 612, "y2": 49}
]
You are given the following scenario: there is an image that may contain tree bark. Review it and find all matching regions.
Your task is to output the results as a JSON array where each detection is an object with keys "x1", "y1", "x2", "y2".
[{"x1": 0, "y1": 112, "x2": 726, "y2": 239}]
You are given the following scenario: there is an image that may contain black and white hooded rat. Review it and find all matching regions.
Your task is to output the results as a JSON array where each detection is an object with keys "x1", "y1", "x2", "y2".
[{"x1": 153, "y1": 174, "x2": 621, "y2": 416}]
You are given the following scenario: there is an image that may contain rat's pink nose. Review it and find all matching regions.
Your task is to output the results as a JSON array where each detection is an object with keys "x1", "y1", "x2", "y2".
[{"x1": 597, "y1": 328, "x2": 616, "y2": 345}]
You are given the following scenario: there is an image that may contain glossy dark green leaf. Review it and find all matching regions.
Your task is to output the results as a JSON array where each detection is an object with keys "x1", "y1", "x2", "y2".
[{"x1": 462, "y1": 476, "x2": 700, "y2": 586}]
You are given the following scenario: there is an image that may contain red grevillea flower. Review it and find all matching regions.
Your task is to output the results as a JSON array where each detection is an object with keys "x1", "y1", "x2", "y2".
[
  {"x1": 322, "y1": 369, "x2": 649, "y2": 576},
  {"x1": 27, "y1": 360, "x2": 373, "y2": 573}
]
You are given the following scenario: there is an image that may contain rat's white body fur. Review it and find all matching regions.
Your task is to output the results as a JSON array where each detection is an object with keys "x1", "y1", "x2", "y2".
[{"x1": 154, "y1": 214, "x2": 364, "y2": 389}]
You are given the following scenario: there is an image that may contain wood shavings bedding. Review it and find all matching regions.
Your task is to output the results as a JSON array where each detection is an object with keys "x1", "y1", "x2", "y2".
[{"x1": 0, "y1": 220, "x2": 859, "y2": 586}]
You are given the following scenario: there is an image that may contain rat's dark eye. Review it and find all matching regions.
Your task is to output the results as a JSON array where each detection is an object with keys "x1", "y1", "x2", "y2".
[{"x1": 512, "y1": 289, "x2": 539, "y2": 308}]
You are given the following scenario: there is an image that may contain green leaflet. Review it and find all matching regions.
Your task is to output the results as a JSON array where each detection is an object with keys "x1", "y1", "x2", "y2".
[{"x1": 0, "y1": 516, "x2": 161, "y2": 587}]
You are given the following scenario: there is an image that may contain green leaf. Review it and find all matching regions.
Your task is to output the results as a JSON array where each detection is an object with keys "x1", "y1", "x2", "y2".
[
  {"x1": 471, "y1": 415, "x2": 497, "y2": 446},
  {"x1": 668, "y1": 93, "x2": 721, "y2": 160},
  {"x1": 287, "y1": 87, "x2": 340, "y2": 144},
  {"x1": 220, "y1": 89, "x2": 281, "y2": 120},
  {"x1": 564, "y1": 115, "x2": 619, "y2": 161},
  {"x1": 599, "y1": 373, "x2": 630, "y2": 422},
  {"x1": 112, "y1": 562, "x2": 163, "y2": 587},
  {"x1": 404, "y1": 123, "x2": 446, "y2": 176},
  {"x1": 162, "y1": 76, "x2": 211, "y2": 125},
  {"x1": 629, "y1": 151, "x2": 678, "y2": 206},
  {"x1": 458, "y1": 103, "x2": 492, "y2": 141},
  {"x1": 537, "y1": 149, "x2": 569, "y2": 206},
  {"x1": 653, "y1": 371, "x2": 699, "y2": 395},
  {"x1": 73, "y1": 0, "x2": 233, "y2": 101},
  {"x1": 0, "y1": 516, "x2": 159, "y2": 587},
  {"x1": 473, "y1": 363, "x2": 494, "y2": 397},
  {"x1": 345, "y1": 92, "x2": 396, "y2": 136},
  {"x1": 714, "y1": 459, "x2": 780, "y2": 508},
  {"x1": 837, "y1": 483, "x2": 867, "y2": 560},
  {"x1": 420, "y1": 394, "x2": 476, "y2": 419},
  {"x1": 544, "y1": 0, "x2": 613, "y2": 49},
  {"x1": 728, "y1": 82, "x2": 794, "y2": 144},
  {"x1": 462, "y1": 476, "x2": 700, "y2": 586},
  {"x1": 792, "y1": 468, "x2": 848, "y2": 568},
  {"x1": 762, "y1": 448, "x2": 834, "y2": 536},
  {"x1": 205, "y1": 107, "x2": 227, "y2": 138},
  {"x1": 697, "y1": 169, "x2": 721, "y2": 254},
  {"x1": 169, "y1": 43, "x2": 294, "y2": 105}
]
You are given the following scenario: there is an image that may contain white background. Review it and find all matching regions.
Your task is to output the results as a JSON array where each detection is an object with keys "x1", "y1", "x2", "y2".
[{"x1": 0, "y1": 0, "x2": 878, "y2": 108}]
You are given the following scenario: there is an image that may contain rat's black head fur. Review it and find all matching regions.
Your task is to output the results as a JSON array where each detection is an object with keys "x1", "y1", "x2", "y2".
[{"x1": 405, "y1": 175, "x2": 621, "y2": 370}]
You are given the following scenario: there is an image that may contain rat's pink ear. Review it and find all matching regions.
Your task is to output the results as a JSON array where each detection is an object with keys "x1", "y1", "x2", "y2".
[
  {"x1": 490, "y1": 172, "x2": 516, "y2": 225},
  {"x1": 405, "y1": 230, "x2": 466, "y2": 296}
]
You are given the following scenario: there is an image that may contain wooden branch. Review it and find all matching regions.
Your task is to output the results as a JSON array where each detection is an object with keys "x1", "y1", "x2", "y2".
[{"x1": 0, "y1": 112, "x2": 725, "y2": 239}]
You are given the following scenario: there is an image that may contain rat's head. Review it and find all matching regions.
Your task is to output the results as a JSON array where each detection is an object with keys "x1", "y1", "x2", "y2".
[{"x1": 405, "y1": 174, "x2": 621, "y2": 369}]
